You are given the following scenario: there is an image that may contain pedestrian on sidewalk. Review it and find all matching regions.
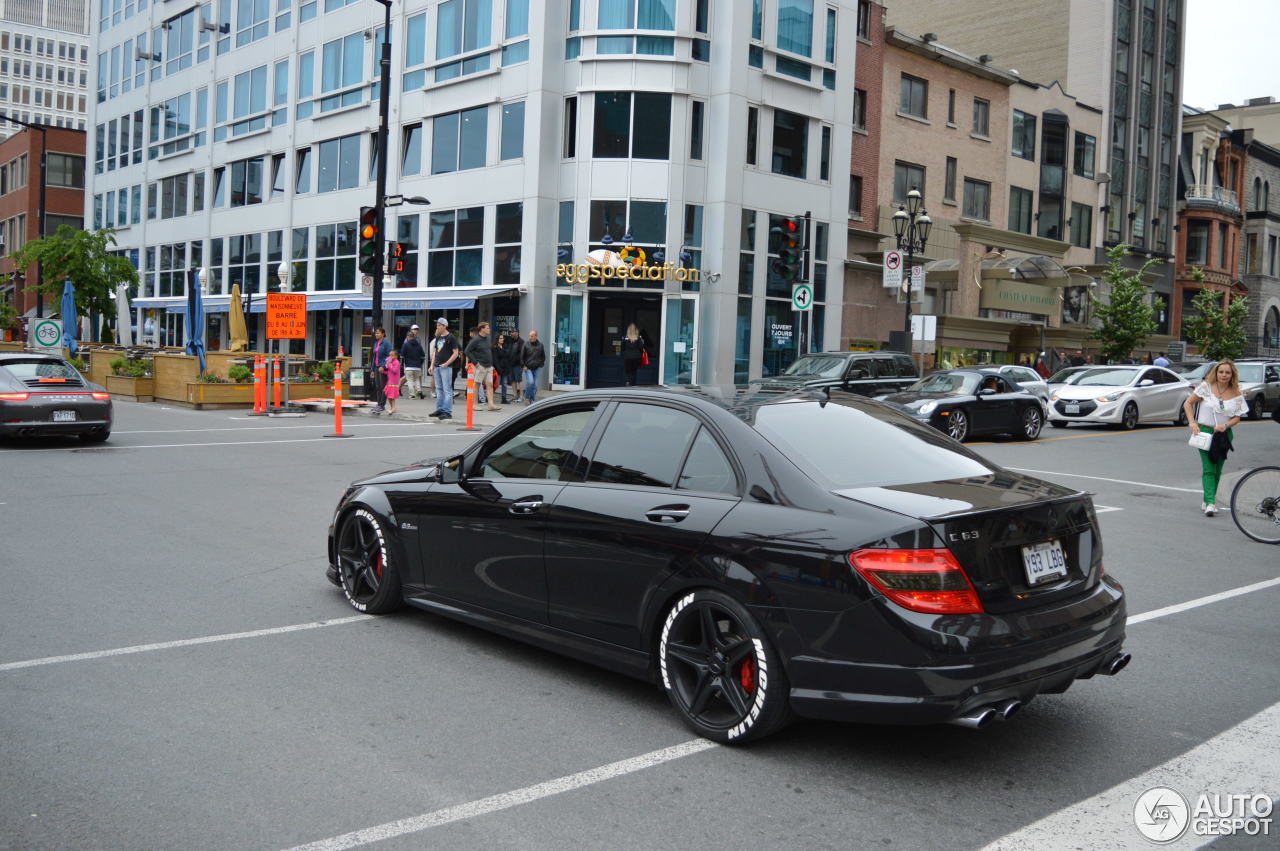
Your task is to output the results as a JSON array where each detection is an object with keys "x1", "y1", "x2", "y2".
[
  {"x1": 401, "y1": 324, "x2": 426, "y2": 399},
  {"x1": 370, "y1": 327, "x2": 390, "y2": 413},
  {"x1": 493, "y1": 331, "x2": 513, "y2": 403},
  {"x1": 383, "y1": 349, "x2": 402, "y2": 415},
  {"x1": 1183, "y1": 359, "x2": 1247, "y2": 517},
  {"x1": 507, "y1": 331, "x2": 526, "y2": 401},
  {"x1": 620, "y1": 323, "x2": 647, "y2": 386},
  {"x1": 428, "y1": 317, "x2": 460, "y2": 421},
  {"x1": 522, "y1": 329, "x2": 546, "y2": 403},
  {"x1": 465, "y1": 322, "x2": 501, "y2": 411}
]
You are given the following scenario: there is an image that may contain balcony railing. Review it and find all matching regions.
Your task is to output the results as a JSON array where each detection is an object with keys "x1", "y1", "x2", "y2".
[{"x1": 1186, "y1": 184, "x2": 1239, "y2": 212}]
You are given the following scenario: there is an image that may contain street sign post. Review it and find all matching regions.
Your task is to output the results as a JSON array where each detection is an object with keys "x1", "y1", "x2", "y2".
[
  {"x1": 791, "y1": 283, "x2": 814, "y2": 312},
  {"x1": 883, "y1": 250, "x2": 903, "y2": 290},
  {"x1": 29, "y1": 318, "x2": 62, "y2": 351}
]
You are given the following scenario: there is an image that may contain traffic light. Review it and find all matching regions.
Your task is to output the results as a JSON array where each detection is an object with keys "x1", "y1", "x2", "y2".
[
  {"x1": 770, "y1": 215, "x2": 804, "y2": 282},
  {"x1": 387, "y1": 241, "x2": 405, "y2": 274},
  {"x1": 358, "y1": 206, "x2": 379, "y2": 275}
]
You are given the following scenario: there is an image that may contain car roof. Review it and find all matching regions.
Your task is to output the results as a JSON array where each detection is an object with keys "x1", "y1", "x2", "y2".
[
  {"x1": 0, "y1": 352, "x2": 65, "y2": 363},
  {"x1": 551, "y1": 384, "x2": 861, "y2": 423}
]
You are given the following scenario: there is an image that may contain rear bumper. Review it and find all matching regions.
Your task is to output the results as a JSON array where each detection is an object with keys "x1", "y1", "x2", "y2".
[
  {"x1": 778, "y1": 578, "x2": 1127, "y2": 725},
  {"x1": 0, "y1": 418, "x2": 111, "y2": 437}
]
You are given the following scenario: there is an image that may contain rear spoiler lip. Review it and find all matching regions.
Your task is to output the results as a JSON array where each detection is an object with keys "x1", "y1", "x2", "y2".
[{"x1": 920, "y1": 492, "x2": 1094, "y2": 523}]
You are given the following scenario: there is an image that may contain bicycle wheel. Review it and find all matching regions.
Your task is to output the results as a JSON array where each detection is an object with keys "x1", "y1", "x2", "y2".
[{"x1": 1231, "y1": 466, "x2": 1280, "y2": 544}]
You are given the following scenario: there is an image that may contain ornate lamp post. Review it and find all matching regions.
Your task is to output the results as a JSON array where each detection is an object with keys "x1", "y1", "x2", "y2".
[{"x1": 892, "y1": 187, "x2": 932, "y2": 356}]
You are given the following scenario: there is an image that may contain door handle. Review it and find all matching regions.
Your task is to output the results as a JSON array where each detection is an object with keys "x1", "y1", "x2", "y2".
[
  {"x1": 510, "y1": 498, "x2": 544, "y2": 515},
  {"x1": 646, "y1": 505, "x2": 690, "y2": 523}
]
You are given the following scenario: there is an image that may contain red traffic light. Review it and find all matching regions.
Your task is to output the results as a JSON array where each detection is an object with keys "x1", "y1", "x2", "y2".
[{"x1": 784, "y1": 218, "x2": 799, "y2": 233}]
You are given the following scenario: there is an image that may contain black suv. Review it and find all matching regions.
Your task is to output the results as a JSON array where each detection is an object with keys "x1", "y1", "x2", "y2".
[{"x1": 765, "y1": 351, "x2": 919, "y2": 397}]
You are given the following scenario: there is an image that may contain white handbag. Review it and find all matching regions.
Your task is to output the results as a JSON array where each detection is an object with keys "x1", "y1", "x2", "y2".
[{"x1": 1188, "y1": 431, "x2": 1212, "y2": 451}]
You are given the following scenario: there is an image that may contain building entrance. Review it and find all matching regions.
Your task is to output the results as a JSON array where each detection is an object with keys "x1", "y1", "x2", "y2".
[{"x1": 585, "y1": 291, "x2": 662, "y2": 388}]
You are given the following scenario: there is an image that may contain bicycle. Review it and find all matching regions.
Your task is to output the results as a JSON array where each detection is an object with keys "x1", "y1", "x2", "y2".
[{"x1": 1231, "y1": 466, "x2": 1280, "y2": 544}]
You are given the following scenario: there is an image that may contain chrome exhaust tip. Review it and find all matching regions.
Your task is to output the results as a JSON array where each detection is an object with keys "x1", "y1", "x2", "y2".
[
  {"x1": 1102, "y1": 652, "x2": 1131, "y2": 676},
  {"x1": 997, "y1": 699, "x2": 1023, "y2": 721},
  {"x1": 948, "y1": 707, "x2": 997, "y2": 729}
]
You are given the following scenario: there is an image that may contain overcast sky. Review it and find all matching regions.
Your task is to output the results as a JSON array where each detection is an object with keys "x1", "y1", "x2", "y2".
[{"x1": 1182, "y1": 0, "x2": 1280, "y2": 109}]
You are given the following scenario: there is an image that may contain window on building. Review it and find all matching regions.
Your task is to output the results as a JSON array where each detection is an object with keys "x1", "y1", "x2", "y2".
[
  {"x1": 563, "y1": 96, "x2": 577, "y2": 157},
  {"x1": 856, "y1": 0, "x2": 871, "y2": 38},
  {"x1": 237, "y1": 0, "x2": 270, "y2": 47},
  {"x1": 771, "y1": 108, "x2": 807, "y2": 178},
  {"x1": 592, "y1": 92, "x2": 671, "y2": 160},
  {"x1": 295, "y1": 147, "x2": 312, "y2": 193},
  {"x1": 316, "y1": 134, "x2": 360, "y2": 192},
  {"x1": 428, "y1": 207, "x2": 485, "y2": 286},
  {"x1": 943, "y1": 157, "x2": 957, "y2": 202},
  {"x1": 1217, "y1": 222, "x2": 1228, "y2": 269},
  {"x1": 598, "y1": 0, "x2": 675, "y2": 54},
  {"x1": 228, "y1": 157, "x2": 264, "y2": 207},
  {"x1": 432, "y1": 106, "x2": 488, "y2": 173},
  {"x1": 852, "y1": 89, "x2": 866, "y2": 130},
  {"x1": 972, "y1": 98, "x2": 989, "y2": 136},
  {"x1": 690, "y1": 100, "x2": 704, "y2": 161},
  {"x1": 963, "y1": 178, "x2": 991, "y2": 221},
  {"x1": 1070, "y1": 202, "x2": 1092, "y2": 248},
  {"x1": 947, "y1": 88, "x2": 955, "y2": 124},
  {"x1": 1073, "y1": 131, "x2": 1096, "y2": 178},
  {"x1": 164, "y1": 9, "x2": 195, "y2": 75},
  {"x1": 746, "y1": 105, "x2": 758, "y2": 165},
  {"x1": 1012, "y1": 110, "x2": 1036, "y2": 159},
  {"x1": 270, "y1": 154, "x2": 286, "y2": 200},
  {"x1": 320, "y1": 33, "x2": 363, "y2": 112},
  {"x1": 314, "y1": 221, "x2": 357, "y2": 290},
  {"x1": 500, "y1": 100, "x2": 525, "y2": 160},
  {"x1": 494, "y1": 202, "x2": 522, "y2": 285},
  {"x1": 819, "y1": 125, "x2": 831, "y2": 181},
  {"x1": 849, "y1": 174, "x2": 863, "y2": 216},
  {"x1": 46, "y1": 153, "x2": 85, "y2": 188},
  {"x1": 777, "y1": 0, "x2": 813, "y2": 56},
  {"x1": 402, "y1": 124, "x2": 422, "y2": 175},
  {"x1": 1186, "y1": 220, "x2": 1209, "y2": 265},
  {"x1": 900, "y1": 74, "x2": 927, "y2": 118},
  {"x1": 1008, "y1": 186, "x2": 1033, "y2": 234},
  {"x1": 436, "y1": 0, "x2": 494, "y2": 78},
  {"x1": 893, "y1": 161, "x2": 924, "y2": 204}
]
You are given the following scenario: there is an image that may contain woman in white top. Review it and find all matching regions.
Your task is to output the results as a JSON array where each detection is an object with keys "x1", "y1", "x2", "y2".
[{"x1": 1182, "y1": 359, "x2": 1248, "y2": 516}]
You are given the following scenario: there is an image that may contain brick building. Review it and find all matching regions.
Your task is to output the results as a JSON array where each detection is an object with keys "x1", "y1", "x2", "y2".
[
  {"x1": 0, "y1": 125, "x2": 85, "y2": 322},
  {"x1": 1173, "y1": 109, "x2": 1245, "y2": 345}
]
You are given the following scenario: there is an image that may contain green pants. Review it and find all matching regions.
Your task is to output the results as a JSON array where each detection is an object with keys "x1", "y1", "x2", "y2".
[{"x1": 1198, "y1": 424, "x2": 1233, "y2": 504}]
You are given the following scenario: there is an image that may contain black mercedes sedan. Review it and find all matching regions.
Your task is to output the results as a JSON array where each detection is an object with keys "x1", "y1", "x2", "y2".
[
  {"x1": 878, "y1": 368, "x2": 1046, "y2": 442},
  {"x1": 0, "y1": 353, "x2": 112, "y2": 442},
  {"x1": 327, "y1": 386, "x2": 1127, "y2": 743}
]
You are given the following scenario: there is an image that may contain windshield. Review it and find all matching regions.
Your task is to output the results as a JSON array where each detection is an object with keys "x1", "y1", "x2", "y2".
[
  {"x1": 1070, "y1": 368, "x2": 1139, "y2": 387},
  {"x1": 1, "y1": 359, "x2": 81, "y2": 380},
  {"x1": 1175, "y1": 363, "x2": 1211, "y2": 379},
  {"x1": 784, "y1": 355, "x2": 848, "y2": 378},
  {"x1": 1237, "y1": 364, "x2": 1264, "y2": 383},
  {"x1": 1047, "y1": 368, "x2": 1084, "y2": 384},
  {"x1": 754, "y1": 399, "x2": 997, "y2": 489},
  {"x1": 908, "y1": 372, "x2": 979, "y2": 395}
]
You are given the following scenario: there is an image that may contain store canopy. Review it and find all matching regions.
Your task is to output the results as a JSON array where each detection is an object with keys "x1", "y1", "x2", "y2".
[
  {"x1": 924, "y1": 255, "x2": 1074, "y2": 287},
  {"x1": 137, "y1": 286, "x2": 519, "y2": 315}
]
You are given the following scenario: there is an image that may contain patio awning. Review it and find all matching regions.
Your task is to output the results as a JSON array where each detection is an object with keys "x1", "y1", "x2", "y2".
[
  {"x1": 134, "y1": 286, "x2": 520, "y2": 314},
  {"x1": 924, "y1": 255, "x2": 1075, "y2": 287}
]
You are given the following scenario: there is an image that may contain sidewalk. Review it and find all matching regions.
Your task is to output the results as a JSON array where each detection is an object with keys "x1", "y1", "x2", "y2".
[{"x1": 295, "y1": 382, "x2": 540, "y2": 430}]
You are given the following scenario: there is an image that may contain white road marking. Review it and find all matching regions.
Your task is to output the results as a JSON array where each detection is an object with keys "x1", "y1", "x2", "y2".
[
  {"x1": 1094, "y1": 505, "x2": 1123, "y2": 514},
  {"x1": 0, "y1": 615, "x2": 372, "y2": 672},
  {"x1": 1128, "y1": 577, "x2": 1280, "y2": 626},
  {"x1": 4, "y1": 432, "x2": 463, "y2": 452},
  {"x1": 1012, "y1": 467, "x2": 1202, "y2": 494},
  {"x1": 115, "y1": 422, "x2": 418, "y2": 434},
  {"x1": 282, "y1": 738, "x2": 719, "y2": 851},
  {"x1": 979, "y1": 700, "x2": 1280, "y2": 851}
]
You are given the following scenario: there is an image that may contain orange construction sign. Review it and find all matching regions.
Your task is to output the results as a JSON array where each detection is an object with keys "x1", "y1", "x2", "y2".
[{"x1": 265, "y1": 293, "x2": 307, "y2": 340}]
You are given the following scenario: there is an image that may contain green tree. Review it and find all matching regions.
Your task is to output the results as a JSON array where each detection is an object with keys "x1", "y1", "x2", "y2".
[
  {"x1": 8, "y1": 226, "x2": 139, "y2": 339},
  {"x1": 1090, "y1": 244, "x2": 1161, "y2": 363},
  {"x1": 1182, "y1": 269, "x2": 1249, "y2": 361},
  {"x1": 0, "y1": 295, "x2": 17, "y2": 333}
]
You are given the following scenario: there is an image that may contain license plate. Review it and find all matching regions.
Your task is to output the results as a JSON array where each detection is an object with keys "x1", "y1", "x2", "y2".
[
  {"x1": 1065, "y1": 403, "x2": 1080, "y2": 414},
  {"x1": 53, "y1": 410, "x2": 76, "y2": 422},
  {"x1": 1022, "y1": 540, "x2": 1068, "y2": 585}
]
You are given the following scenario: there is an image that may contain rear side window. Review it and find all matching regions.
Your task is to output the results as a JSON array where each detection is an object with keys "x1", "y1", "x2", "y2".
[
  {"x1": 1267, "y1": 366, "x2": 1279, "y2": 382},
  {"x1": 677, "y1": 428, "x2": 737, "y2": 495},
  {"x1": 585, "y1": 403, "x2": 700, "y2": 488},
  {"x1": 478, "y1": 407, "x2": 597, "y2": 480},
  {"x1": 2, "y1": 359, "x2": 81, "y2": 380},
  {"x1": 873, "y1": 357, "x2": 897, "y2": 378},
  {"x1": 754, "y1": 399, "x2": 996, "y2": 489},
  {"x1": 895, "y1": 356, "x2": 918, "y2": 377}
]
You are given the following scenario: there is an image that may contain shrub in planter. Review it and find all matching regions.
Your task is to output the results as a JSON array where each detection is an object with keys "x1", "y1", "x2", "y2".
[
  {"x1": 228, "y1": 364, "x2": 253, "y2": 383},
  {"x1": 197, "y1": 372, "x2": 231, "y2": 383},
  {"x1": 111, "y1": 357, "x2": 127, "y2": 375}
]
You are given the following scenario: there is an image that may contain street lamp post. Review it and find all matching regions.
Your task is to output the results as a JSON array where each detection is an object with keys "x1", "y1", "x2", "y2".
[
  {"x1": 370, "y1": 0, "x2": 392, "y2": 330},
  {"x1": 0, "y1": 113, "x2": 46, "y2": 318},
  {"x1": 892, "y1": 187, "x2": 932, "y2": 357}
]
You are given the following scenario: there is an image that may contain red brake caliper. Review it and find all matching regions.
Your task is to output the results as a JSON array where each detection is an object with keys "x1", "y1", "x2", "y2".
[
  {"x1": 373, "y1": 550, "x2": 383, "y2": 578},
  {"x1": 740, "y1": 656, "x2": 757, "y2": 694}
]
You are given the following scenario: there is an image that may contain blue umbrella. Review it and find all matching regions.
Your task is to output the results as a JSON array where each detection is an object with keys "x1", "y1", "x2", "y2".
[
  {"x1": 60, "y1": 281, "x2": 77, "y2": 356},
  {"x1": 184, "y1": 269, "x2": 206, "y2": 372}
]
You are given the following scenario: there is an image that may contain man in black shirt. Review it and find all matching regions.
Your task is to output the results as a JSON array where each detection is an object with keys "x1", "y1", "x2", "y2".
[{"x1": 428, "y1": 317, "x2": 460, "y2": 420}]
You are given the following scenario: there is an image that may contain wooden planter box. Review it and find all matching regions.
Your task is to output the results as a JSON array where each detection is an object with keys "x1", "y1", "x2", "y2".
[
  {"x1": 87, "y1": 347, "x2": 129, "y2": 387},
  {"x1": 105, "y1": 374, "x2": 156, "y2": 402},
  {"x1": 183, "y1": 381, "x2": 339, "y2": 410}
]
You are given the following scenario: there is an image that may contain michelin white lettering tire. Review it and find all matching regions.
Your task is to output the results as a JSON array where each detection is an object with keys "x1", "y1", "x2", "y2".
[
  {"x1": 335, "y1": 509, "x2": 402, "y2": 614},
  {"x1": 658, "y1": 589, "x2": 791, "y2": 744}
]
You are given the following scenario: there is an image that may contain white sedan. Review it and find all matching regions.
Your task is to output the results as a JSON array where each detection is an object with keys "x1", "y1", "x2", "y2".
[{"x1": 1048, "y1": 366, "x2": 1191, "y2": 430}]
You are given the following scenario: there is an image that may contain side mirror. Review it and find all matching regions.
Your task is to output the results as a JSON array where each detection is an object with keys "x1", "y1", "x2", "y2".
[
  {"x1": 437, "y1": 455, "x2": 464, "y2": 484},
  {"x1": 1138, "y1": 379, "x2": 1154, "y2": 387},
  {"x1": 977, "y1": 387, "x2": 998, "y2": 397}
]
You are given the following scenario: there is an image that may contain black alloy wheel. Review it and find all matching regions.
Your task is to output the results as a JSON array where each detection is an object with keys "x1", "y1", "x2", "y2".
[
  {"x1": 335, "y1": 508, "x2": 402, "y2": 614},
  {"x1": 1251, "y1": 396, "x2": 1264, "y2": 420},
  {"x1": 1019, "y1": 406, "x2": 1043, "y2": 441},
  {"x1": 946, "y1": 409, "x2": 970, "y2": 442},
  {"x1": 1121, "y1": 402, "x2": 1139, "y2": 430},
  {"x1": 1175, "y1": 405, "x2": 1188, "y2": 426},
  {"x1": 659, "y1": 589, "x2": 790, "y2": 743}
]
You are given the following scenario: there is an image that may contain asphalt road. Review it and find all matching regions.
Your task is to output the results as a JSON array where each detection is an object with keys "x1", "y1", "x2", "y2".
[{"x1": 2, "y1": 401, "x2": 1277, "y2": 850}]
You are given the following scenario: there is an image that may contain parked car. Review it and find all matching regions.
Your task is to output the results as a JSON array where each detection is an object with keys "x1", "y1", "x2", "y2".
[
  {"x1": 877, "y1": 368, "x2": 1046, "y2": 442},
  {"x1": 996, "y1": 364, "x2": 1052, "y2": 405},
  {"x1": 765, "y1": 350, "x2": 918, "y2": 397},
  {"x1": 1232, "y1": 361, "x2": 1280, "y2": 419},
  {"x1": 1044, "y1": 366, "x2": 1091, "y2": 392},
  {"x1": 1048, "y1": 365, "x2": 1190, "y2": 429},
  {"x1": 0, "y1": 353, "x2": 112, "y2": 442},
  {"x1": 327, "y1": 386, "x2": 1128, "y2": 742}
]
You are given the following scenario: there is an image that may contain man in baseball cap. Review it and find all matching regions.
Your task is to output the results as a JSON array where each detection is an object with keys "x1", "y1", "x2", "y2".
[{"x1": 427, "y1": 317, "x2": 460, "y2": 420}]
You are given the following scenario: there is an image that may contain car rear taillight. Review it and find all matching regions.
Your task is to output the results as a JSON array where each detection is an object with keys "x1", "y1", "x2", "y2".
[
  {"x1": 848, "y1": 548, "x2": 984, "y2": 615},
  {"x1": 91, "y1": 392, "x2": 110, "y2": 400},
  {"x1": 0, "y1": 392, "x2": 29, "y2": 401}
]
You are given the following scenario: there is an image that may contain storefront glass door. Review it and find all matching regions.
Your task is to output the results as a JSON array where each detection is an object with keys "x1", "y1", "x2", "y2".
[
  {"x1": 661, "y1": 295, "x2": 698, "y2": 385},
  {"x1": 552, "y1": 291, "x2": 585, "y2": 389}
]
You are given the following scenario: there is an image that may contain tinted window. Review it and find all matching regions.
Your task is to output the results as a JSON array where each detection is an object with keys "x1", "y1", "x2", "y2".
[
  {"x1": 677, "y1": 428, "x2": 737, "y2": 495},
  {"x1": 894, "y1": 356, "x2": 918, "y2": 377},
  {"x1": 783, "y1": 354, "x2": 846, "y2": 378},
  {"x1": 1266, "y1": 366, "x2": 1279, "y2": 382},
  {"x1": 754, "y1": 400, "x2": 996, "y2": 489},
  {"x1": 1, "y1": 359, "x2": 80, "y2": 380},
  {"x1": 585, "y1": 403, "x2": 699, "y2": 488},
  {"x1": 1008, "y1": 368, "x2": 1039, "y2": 384},
  {"x1": 873, "y1": 357, "x2": 896, "y2": 378},
  {"x1": 478, "y1": 407, "x2": 597, "y2": 480}
]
